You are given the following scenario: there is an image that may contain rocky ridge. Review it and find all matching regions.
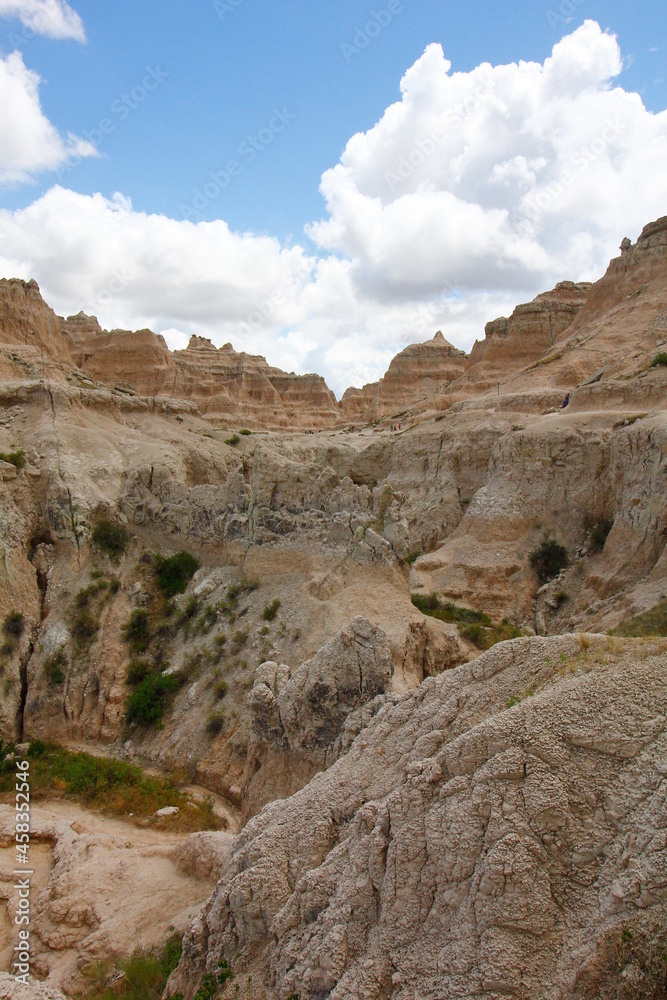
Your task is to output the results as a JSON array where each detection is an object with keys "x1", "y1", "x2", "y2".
[{"x1": 0, "y1": 215, "x2": 666, "y2": 998}]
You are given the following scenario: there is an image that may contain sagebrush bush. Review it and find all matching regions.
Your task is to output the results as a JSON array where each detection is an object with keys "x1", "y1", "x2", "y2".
[
  {"x1": 262, "y1": 598, "x2": 281, "y2": 621},
  {"x1": 125, "y1": 672, "x2": 182, "y2": 727},
  {"x1": 154, "y1": 551, "x2": 200, "y2": 597},
  {"x1": 2, "y1": 611, "x2": 25, "y2": 638},
  {"x1": 44, "y1": 650, "x2": 67, "y2": 685},
  {"x1": 530, "y1": 538, "x2": 568, "y2": 583},
  {"x1": 650, "y1": 351, "x2": 667, "y2": 368},
  {"x1": 0, "y1": 449, "x2": 25, "y2": 469},
  {"x1": 92, "y1": 518, "x2": 129, "y2": 557},
  {"x1": 123, "y1": 610, "x2": 151, "y2": 653}
]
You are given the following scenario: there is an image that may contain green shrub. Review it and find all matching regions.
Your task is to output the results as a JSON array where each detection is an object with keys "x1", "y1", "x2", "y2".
[
  {"x1": 214, "y1": 679, "x2": 228, "y2": 700},
  {"x1": 206, "y1": 711, "x2": 225, "y2": 735},
  {"x1": 123, "y1": 610, "x2": 151, "y2": 653},
  {"x1": 225, "y1": 434, "x2": 240, "y2": 446},
  {"x1": 650, "y1": 352, "x2": 667, "y2": 368},
  {"x1": 411, "y1": 595, "x2": 491, "y2": 626},
  {"x1": 404, "y1": 550, "x2": 421, "y2": 565},
  {"x1": 125, "y1": 672, "x2": 182, "y2": 727},
  {"x1": 530, "y1": 538, "x2": 568, "y2": 583},
  {"x1": 71, "y1": 609, "x2": 99, "y2": 648},
  {"x1": 0, "y1": 449, "x2": 25, "y2": 469},
  {"x1": 590, "y1": 519, "x2": 613, "y2": 553},
  {"x1": 240, "y1": 428, "x2": 252, "y2": 436},
  {"x1": 154, "y1": 551, "x2": 200, "y2": 597},
  {"x1": 262, "y1": 598, "x2": 281, "y2": 621},
  {"x1": 231, "y1": 629, "x2": 248, "y2": 650},
  {"x1": 92, "y1": 518, "x2": 129, "y2": 557},
  {"x1": 44, "y1": 650, "x2": 67, "y2": 685},
  {"x1": 126, "y1": 658, "x2": 154, "y2": 686},
  {"x1": 181, "y1": 595, "x2": 201, "y2": 622},
  {"x1": 0, "y1": 640, "x2": 16, "y2": 658},
  {"x1": 3, "y1": 611, "x2": 25, "y2": 639},
  {"x1": 613, "y1": 599, "x2": 667, "y2": 638}
]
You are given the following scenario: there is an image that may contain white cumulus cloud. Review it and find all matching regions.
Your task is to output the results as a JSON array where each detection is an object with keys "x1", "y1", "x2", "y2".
[
  {"x1": 0, "y1": 21, "x2": 665, "y2": 394},
  {"x1": 0, "y1": 0, "x2": 85, "y2": 41},
  {"x1": 0, "y1": 51, "x2": 96, "y2": 184}
]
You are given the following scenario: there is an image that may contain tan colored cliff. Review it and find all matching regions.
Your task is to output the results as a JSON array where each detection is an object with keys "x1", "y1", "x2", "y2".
[
  {"x1": 462, "y1": 281, "x2": 592, "y2": 389},
  {"x1": 340, "y1": 330, "x2": 466, "y2": 421}
]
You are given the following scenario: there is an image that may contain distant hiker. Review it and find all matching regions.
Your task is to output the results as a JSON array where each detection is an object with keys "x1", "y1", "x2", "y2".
[{"x1": 561, "y1": 393, "x2": 570, "y2": 409}]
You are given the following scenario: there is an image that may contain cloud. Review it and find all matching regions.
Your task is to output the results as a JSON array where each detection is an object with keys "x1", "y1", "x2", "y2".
[
  {"x1": 0, "y1": 22, "x2": 665, "y2": 394},
  {"x1": 0, "y1": 0, "x2": 85, "y2": 41},
  {"x1": 0, "y1": 52, "x2": 97, "y2": 184},
  {"x1": 307, "y1": 21, "x2": 667, "y2": 299}
]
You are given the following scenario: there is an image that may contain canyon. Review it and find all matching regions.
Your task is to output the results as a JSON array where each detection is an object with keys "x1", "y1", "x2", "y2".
[{"x1": 0, "y1": 216, "x2": 665, "y2": 999}]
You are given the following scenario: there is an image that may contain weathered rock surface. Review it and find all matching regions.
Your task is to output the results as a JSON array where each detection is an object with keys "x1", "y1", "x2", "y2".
[
  {"x1": 243, "y1": 618, "x2": 394, "y2": 815},
  {"x1": 169, "y1": 635, "x2": 667, "y2": 1000},
  {"x1": 463, "y1": 281, "x2": 592, "y2": 390},
  {"x1": 341, "y1": 331, "x2": 467, "y2": 422},
  {"x1": 0, "y1": 802, "x2": 229, "y2": 995}
]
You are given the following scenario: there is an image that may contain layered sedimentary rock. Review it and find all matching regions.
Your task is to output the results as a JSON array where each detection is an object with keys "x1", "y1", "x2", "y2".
[
  {"x1": 341, "y1": 331, "x2": 467, "y2": 421},
  {"x1": 463, "y1": 281, "x2": 592, "y2": 390}
]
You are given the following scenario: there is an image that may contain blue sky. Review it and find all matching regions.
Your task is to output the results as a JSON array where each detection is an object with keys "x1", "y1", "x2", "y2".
[
  {"x1": 2, "y1": 0, "x2": 665, "y2": 236},
  {"x1": 0, "y1": 0, "x2": 665, "y2": 392}
]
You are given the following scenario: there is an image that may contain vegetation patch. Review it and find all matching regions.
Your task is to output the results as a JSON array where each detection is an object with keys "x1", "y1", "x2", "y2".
[
  {"x1": 92, "y1": 518, "x2": 129, "y2": 558},
  {"x1": 461, "y1": 620, "x2": 523, "y2": 651},
  {"x1": 530, "y1": 538, "x2": 568, "y2": 583},
  {"x1": 0, "y1": 742, "x2": 221, "y2": 831},
  {"x1": 225, "y1": 434, "x2": 241, "y2": 447},
  {"x1": 240, "y1": 428, "x2": 252, "y2": 435},
  {"x1": 411, "y1": 594, "x2": 491, "y2": 626},
  {"x1": 3, "y1": 611, "x2": 25, "y2": 639},
  {"x1": 650, "y1": 351, "x2": 667, "y2": 368},
  {"x1": 123, "y1": 610, "x2": 151, "y2": 653},
  {"x1": 78, "y1": 934, "x2": 183, "y2": 999},
  {"x1": 154, "y1": 551, "x2": 200, "y2": 597},
  {"x1": 0, "y1": 448, "x2": 26, "y2": 469},
  {"x1": 613, "y1": 599, "x2": 667, "y2": 638},
  {"x1": 262, "y1": 598, "x2": 281, "y2": 621},
  {"x1": 125, "y1": 671, "x2": 183, "y2": 727},
  {"x1": 44, "y1": 650, "x2": 67, "y2": 685}
]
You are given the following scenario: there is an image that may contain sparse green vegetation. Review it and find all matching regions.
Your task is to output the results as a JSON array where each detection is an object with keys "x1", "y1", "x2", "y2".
[
  {"x1": 553, "y1": 590, "x2": 569, "y2": 608},
  {"x1": 206, "y1": 710, "x2": 225, "y2": 735},
  {"x1": 0, "y1": 742, "x2": 221, "y2": 831},
  {"x1": 589, "y1": 518, "x2": 613, "y2": 553},
  {"x1": 411, "y1": 594, "x2": 491, "y2": 626},
  {"x1": 125, "y1": 671, "x2": 183, "y2": 727},
  {"x1": 613, "y1": 599, "x2": 667, "y2": 638},
  {"x1": 240, "y1": 428, "x2": 252, "y2": 435},
  {"x1": 44, "y1": 650, "x2": 67, "y2": 685},
  {"x1": 650, "y1": 351, "x2": 667, "y2": 368},
  {"x1": 404, "y1": 550, "x2": 422, "y2": 565},
  {"x1": 413, "y1": 595, "x2": 522, "y2": 651},
  {"x1": 126, "y1": 658, "x2": 155, "y2": 686},
  {"x1": 79, "y1": 935, "x2": 182, "y2": 1000},
  {"x1": 461, "y1": 620, "x2": 523, "y2": 650},
  {"x1": 123, "y1": 610, "x2": 151, "y2": 653},
  {"x1": 530, "y1": 538, "x2": 568, "y2": 583},
  {"x1": 0, "y1": 448, "x2": 25, "y2": 469},
  {"x1": 262, "y1": 598, "x2": 281, "y2": 621},
  {"x1": 71, "y1": 609, "x2": 99, "y2": 649},
  {"x1": 3, "y1": 611, "x2": 24, "y2": 639},
  {"x1": 154, "y1": 551, "x2": 200, "y2": 597},
  {"x1": 214, "y1": 679, "x2": 228, "y2": 700},
  {"x1": 231, "y1": 628, "x2": 249, "y2": 651},
  {"x1": 225, "y1": 434, "x2": 241, "y2": 446},
  {"x1": 92, "y1": 518, "x2": 129, "y2": 558}
]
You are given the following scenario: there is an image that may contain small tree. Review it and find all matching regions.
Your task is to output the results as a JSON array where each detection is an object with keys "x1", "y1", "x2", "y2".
[{"x1": 530, "y1": 538, "x2": 568, "y2": 583}]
